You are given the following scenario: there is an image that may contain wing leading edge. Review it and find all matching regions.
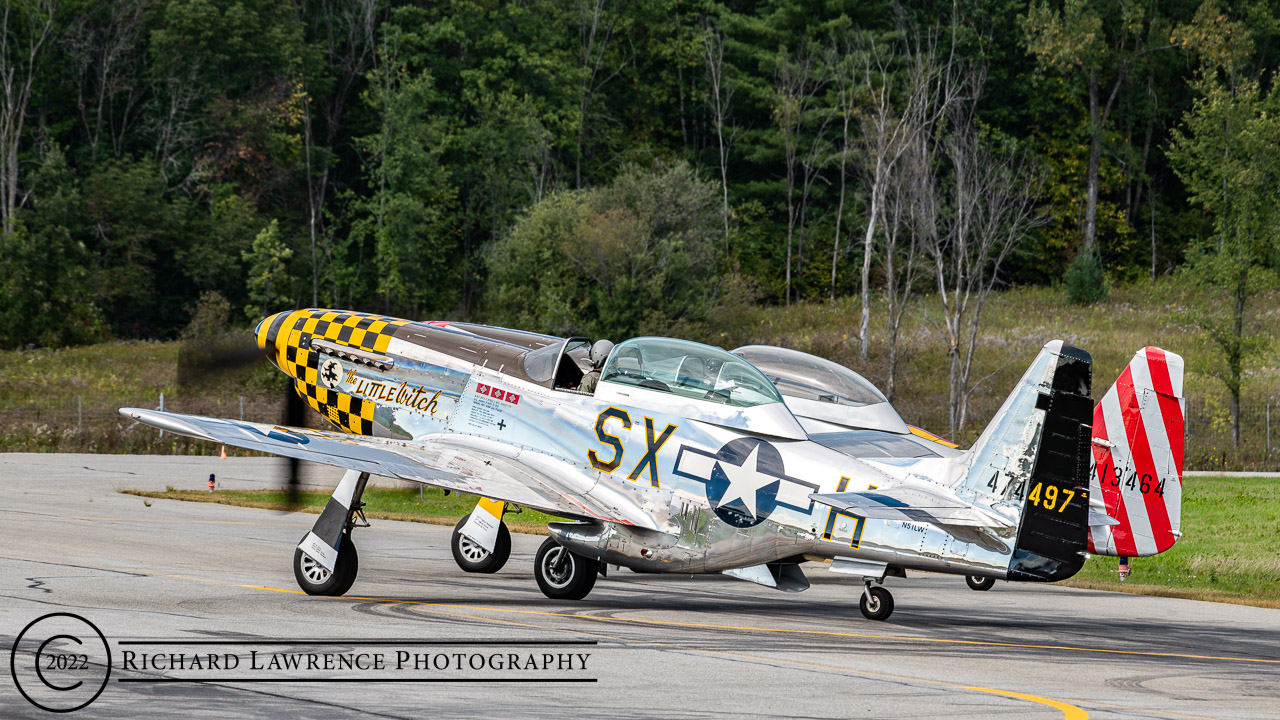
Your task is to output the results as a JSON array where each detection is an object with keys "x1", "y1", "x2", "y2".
[{"x1": 120, "y1": 408, "x2": 655, "y2": 529}]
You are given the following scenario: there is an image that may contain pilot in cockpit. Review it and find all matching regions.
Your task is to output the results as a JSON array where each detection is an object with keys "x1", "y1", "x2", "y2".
[{"x1": 579, "y1": 339, "x2": 614, "y2": 393}]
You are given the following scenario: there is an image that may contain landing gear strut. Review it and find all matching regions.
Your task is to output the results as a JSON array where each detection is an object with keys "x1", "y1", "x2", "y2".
[
  {"x1": 859, "y1": 579, "x2": 894, "y2": 621},
  {"x1": 966, "y1": 574, "x2": 996, "y2": 591},
  {"x1": 533, "y1": 538, "x2": 598, "y2": 600},
  {"x1": 293, "y1": 469, "x2": 369, "y2": 597}
]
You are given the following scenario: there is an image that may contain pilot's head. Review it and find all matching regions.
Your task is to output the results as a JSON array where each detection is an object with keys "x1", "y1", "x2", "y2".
[{"x1": 589, "y1": 339, "x2": 615, "y2": 369}]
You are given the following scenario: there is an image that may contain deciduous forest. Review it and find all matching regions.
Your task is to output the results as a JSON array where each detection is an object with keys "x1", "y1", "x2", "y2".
[{"x1": 2, "y1": 1, "x2": 1279, "y2": 440}]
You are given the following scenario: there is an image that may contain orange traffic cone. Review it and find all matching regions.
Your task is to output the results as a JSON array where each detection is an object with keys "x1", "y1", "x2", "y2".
[{"x1": 220, "y1": 445, "x2": 227, "y2": 460}]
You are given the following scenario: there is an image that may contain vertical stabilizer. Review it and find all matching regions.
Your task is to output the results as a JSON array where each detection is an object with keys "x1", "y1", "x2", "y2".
[
  {"x1": 1088, "y1": 348, "x2": 1185, "y2": 557},
  {"x1": 960, "y1": 341, "x2": 1095, "y2": 582}
]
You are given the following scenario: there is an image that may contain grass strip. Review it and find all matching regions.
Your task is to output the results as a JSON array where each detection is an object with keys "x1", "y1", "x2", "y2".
[
  {"x1": 1062, "y1": 475, "x2": 1280, "y2": 608},
  {"x1": 123, "y1": 475, "x2": 1280, "y2": 608},
  {"x1": 119, "y1": 487, "x2": 556, "y2": 534}
]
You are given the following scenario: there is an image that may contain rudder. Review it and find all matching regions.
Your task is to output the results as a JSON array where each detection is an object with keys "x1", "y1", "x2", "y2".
[{"x1": 1088, "y1": 347, "x2": 1185, "y2": 557}]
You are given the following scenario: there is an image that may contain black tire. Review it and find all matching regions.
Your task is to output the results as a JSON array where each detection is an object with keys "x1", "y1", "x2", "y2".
[
  {"x1": 966, "y1": 574, "x2": 996, "y2": 591},
  {"x1": 294, "y1": 533, "x2": 358, "y2": 596},
  {"x1": 451, "y1": 516, "x2": 512, "y2": 573},
  {"x1": 534, "y1": 538, "x2": 598, "y2": 600},
  {"x1": 859, "y1": 586, "x2": 894, "y2": 621}
]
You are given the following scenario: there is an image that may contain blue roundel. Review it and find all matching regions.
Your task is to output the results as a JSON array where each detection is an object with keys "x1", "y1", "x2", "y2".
[{"x1": 703, "y1": 438, "x2": 786, "y2": 528}]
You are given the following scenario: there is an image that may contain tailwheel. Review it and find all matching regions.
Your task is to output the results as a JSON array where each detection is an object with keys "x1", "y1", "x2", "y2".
[
  {"x1": 534, "y1": 538, "x2": 598, "y2": 600},
  {"x1": 859, "y1": 584, "x2": 894, "y2": 621},
  {"x1": 293, "y1": 532, "x2": 359, "y2": 596},
  {"x1": 966, "y1": 574, "x2": 996, "y2": 591},
  {"x1": 451, "y1": 516, "x2": 512, "y2": 573}
]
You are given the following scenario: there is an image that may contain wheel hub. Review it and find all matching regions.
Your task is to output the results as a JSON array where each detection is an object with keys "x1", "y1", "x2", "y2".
[
  {"x1": 543, "y1": 547, "x2": 574, "y2": 588},
  {"x1": 300, "y1": 554, "x2": 331, "y2": 584},
  {"x1": 459, "y1": 536, "x2": 490, "y2": 562}
]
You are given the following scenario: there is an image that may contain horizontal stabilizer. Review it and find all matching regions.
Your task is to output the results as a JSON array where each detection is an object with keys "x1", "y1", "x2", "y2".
[
  {"x1": 1088, "y1": 496, "x2": 1121, "y2": 527},
  {"x1": 811, "y1": 484, "x2": 1016, "y2": 528}
]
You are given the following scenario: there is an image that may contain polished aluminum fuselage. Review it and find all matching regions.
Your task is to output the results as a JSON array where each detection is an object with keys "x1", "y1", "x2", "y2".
[{"x1": 341, "y1": 330, "x2": 1017, "y2": 580}]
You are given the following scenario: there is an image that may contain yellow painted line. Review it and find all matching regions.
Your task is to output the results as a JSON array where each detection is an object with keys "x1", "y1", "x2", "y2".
[
  {"x1": 1061, "y1": 700, "x2": 1226, "y2": 720},
  {"x1": 4, "y1": 543, "x2": 1274, "y2": 667},
  {"x1": 969, "y1": 688, "x2": 1087, "y2": 720},
  {"x1": 7, "y1": 550, "x2": 1253, "y2": 718},
  {"x1": 246, "y1": 584, "x2": 1280, "y2": 666},
  {"x1": 54, "y1": 515, "x2": 276, "y2": 526},
  {"x1": 5, "y1": 544, "x2": 1275, "y2": 669}
]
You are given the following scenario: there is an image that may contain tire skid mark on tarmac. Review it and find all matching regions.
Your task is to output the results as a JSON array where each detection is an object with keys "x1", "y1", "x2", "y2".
[
  {"x1": 259, "y1": 585, "x2": 1280, "y2": 667},
  {"x1": 393, "y1": 595, "x2": 1086, "y2": 719},
  {"x1": 389, "y1": 598, "x2": 1234, "y2": 720},
  {"x1": 4, "y1": 550, "x2": 1277, "y2": 669}
]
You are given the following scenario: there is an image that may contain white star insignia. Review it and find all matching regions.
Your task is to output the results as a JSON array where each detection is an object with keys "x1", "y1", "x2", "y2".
[{"x1": 715, "y1": 444, "x2": 778, "y2": 519}]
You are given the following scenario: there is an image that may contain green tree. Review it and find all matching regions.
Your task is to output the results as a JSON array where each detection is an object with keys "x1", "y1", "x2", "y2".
[
  {"x1": 242, "y1": 219, "x2": 293, "y2": 318},
  {"x1": 353, "y1": 8, "x2": 460, "y2": 318},
  {"x1": 485, "y1": 160, "x2": 722, "y2": 339},
  {"x1": 0, "y1": 147, "x2": 101, "y2": 347},
  {"x1": 1022, "y1": 0, "x2": 1179, "y2": 287},
  {"x1": 1168, "y1": 0, "x2": 1280, "y2": 447}
]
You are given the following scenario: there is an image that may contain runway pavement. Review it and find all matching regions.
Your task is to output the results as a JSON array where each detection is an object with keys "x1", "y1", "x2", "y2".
[{"x1": 2, "y1": 454, "x2": 1277, "y2": 719}]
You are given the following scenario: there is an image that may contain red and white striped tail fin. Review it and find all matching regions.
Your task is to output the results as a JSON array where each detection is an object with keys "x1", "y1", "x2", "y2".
[{"x1": 1087, "y1": 347, "x2": 1186, "y2": 557}]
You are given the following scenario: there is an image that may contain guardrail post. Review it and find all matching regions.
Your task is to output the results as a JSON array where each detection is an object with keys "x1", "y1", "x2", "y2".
[{"x1": 77, "y1": 395, "x2": 82, "y2": 441}]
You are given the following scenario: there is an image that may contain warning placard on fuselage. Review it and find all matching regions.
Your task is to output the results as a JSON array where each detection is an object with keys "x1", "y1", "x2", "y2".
[{"x1": 460, "y1": 379, "x2": 521, "y2": 433}]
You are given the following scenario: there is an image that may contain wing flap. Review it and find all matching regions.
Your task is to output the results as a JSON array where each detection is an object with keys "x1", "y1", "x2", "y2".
[
  {"x1": 120, "y1": 408, "x2": 653, "y2": 528},
  {"x1": 811, "y1": 484, "x2": 1017, "y2": 528}
]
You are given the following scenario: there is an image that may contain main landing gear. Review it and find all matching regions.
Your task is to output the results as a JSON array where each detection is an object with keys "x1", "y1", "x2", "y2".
[
  {"x1": 291, "y1": 466, "x2": 368, "y2": 594},
  {"x1": 293, "y1": 469, "x2": 369, "y2": 597},
  {"x1": 450, "y1": 516, "x2": 512, "y2": 573},
  {"x1": 965, "y1": 574, "x2": 996, "y2": 591},
  {"x1": 533, "y1": 538, "x2": 598, "y2": 600},
  {"x1": 294, "y1": 531, "x2": 359, "y2": 596},
  {"x1": 860, "y1": 579, "x2": 894, "y2": 621}
]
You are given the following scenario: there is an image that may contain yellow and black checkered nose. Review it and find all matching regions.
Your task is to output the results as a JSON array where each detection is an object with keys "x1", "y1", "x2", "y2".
[
  {"x1": 259, "y1": 309, "x2": 411, "y2": 436},
  {"x1": 255, "y1": 311, "x2": 288, "y2": 353}
]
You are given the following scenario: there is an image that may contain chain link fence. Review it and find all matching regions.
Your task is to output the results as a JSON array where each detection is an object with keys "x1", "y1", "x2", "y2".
[
  {"x1": 0, "y1": 395, "x2": 325, "y2": 455},
  {"x1": 884, "y1": 395, "x2": 1279, "y2": 472},
  {"x1": 3, "y1": 394, "x2": 1277, "y2": 471}
]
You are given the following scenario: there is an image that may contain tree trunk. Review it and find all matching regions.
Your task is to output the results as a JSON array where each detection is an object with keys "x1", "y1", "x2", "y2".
[
  {"x1": 1149, "y1": 181, "x2": 1156, "y2": 280},
  {"x1": 831, "y1": 112, "x2": 850, "y2": 301},
  {"x1": 304, "y1": 98, "x2": 319, "y2": 307},
  {"x1": 1083, "y1": 70, "x2": 1101, "y2": 255},
  {"x1": 884, "y1": 238, "x2": 898, "y2": 400},
  {"x1": 1231, "y1": 285, "x2": 1244, "y2": 447},
  {"x1": 785, "y1": 193, "x2": 794, "y2": 307},
  {"x1": 947, "y1": 336, "x2": 960, "y2": 438},
  {"x1": 859, "y1": 172, "x2": 880, "y2": 359}
]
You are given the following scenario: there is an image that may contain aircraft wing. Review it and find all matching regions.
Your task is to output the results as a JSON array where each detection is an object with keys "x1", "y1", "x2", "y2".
[
  {"x1": 810, "y1": 484, "x2": 1017, "y2": 528},
  {"x1": 120, "y1": 408, "x2": 656, "y2": 529}
]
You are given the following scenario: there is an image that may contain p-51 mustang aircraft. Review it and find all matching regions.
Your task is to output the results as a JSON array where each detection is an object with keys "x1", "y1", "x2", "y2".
[{"x1": 123, "y1": 309, "x2": 1185, "y2": 620}]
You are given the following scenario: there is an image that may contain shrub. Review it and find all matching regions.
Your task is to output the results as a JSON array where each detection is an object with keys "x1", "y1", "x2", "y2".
[{"x1": 1065, "y1": 250, "x2": 1108, "y2": 305}]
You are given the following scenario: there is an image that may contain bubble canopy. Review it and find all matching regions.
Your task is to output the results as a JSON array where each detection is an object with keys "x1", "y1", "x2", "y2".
[
  {"x1": 600, "y1": 338, "x2": 785, "y2": 408},
  {"x1": 731, "y1": 345, "x2": 886, "y2": 407}
]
